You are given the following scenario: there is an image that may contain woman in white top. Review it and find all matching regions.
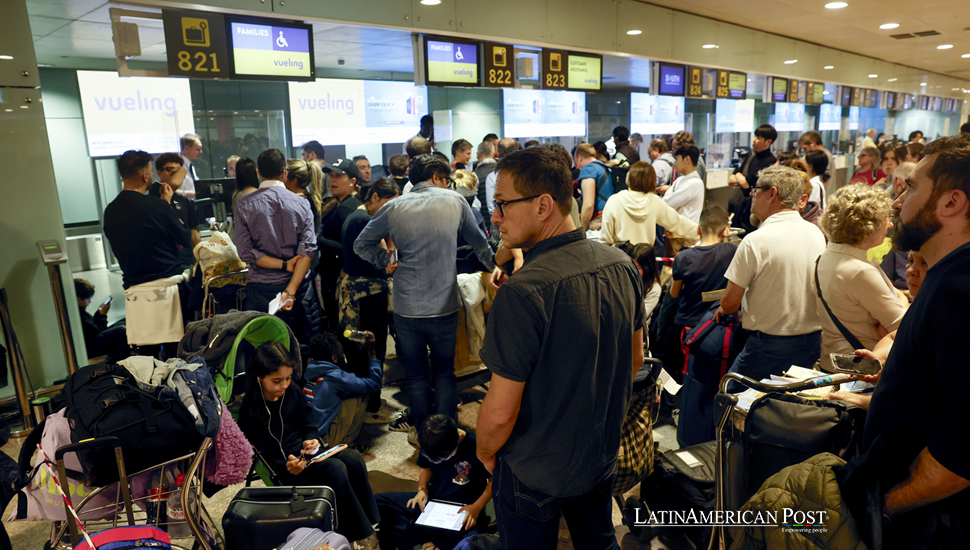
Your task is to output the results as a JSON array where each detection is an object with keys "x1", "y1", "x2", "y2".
[
  {"x1": 599, "y1": 161, "x2": 698, "y2": 247},
  {"x1": 804, "y1": 150, "x2": 828, "y2": 212},
  {"x1": 815, "y1": 185, "x2": 909, "y2": 372}
]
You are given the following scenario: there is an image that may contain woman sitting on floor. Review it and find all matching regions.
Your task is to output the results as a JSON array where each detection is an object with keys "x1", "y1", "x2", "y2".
[{"x1": 237, "y1": 341, "x2": 380, "y2": 549}]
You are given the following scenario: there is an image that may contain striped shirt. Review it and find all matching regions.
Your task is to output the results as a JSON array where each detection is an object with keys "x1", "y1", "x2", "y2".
[{"x1": 235, "y1": 180, "x2": 317, "y2": 285}]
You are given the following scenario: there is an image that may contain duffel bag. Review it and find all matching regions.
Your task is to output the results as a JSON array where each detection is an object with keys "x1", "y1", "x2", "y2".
[
  {"x1": 62, "y1": 362, "x2": 205, "y2": 487},
  {"x1": 223, "y1": 486, "x2": 336, "y2": 550},
  {"x1": 743, "y1": 391, "x2": 866, "y2": 498}
]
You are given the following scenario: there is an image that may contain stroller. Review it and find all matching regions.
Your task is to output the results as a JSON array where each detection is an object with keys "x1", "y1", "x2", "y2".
[{"x1": 178, "y1": 310, "x2": 302, "y2": 403}]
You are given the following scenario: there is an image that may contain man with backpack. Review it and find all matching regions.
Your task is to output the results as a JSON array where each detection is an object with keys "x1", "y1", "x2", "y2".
[
  {"x1": 576, "y1": 142, "x2": 613, "y2": 230},
  {"x1": 649, "y1": 139, "x2": 676, "y2": 188},
  {"x1": 612, "y1": 125, "x2": 641, "y2": 166}
]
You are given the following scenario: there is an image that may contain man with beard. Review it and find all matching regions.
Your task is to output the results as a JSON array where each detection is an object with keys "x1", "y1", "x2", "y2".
[{"x1": 829, "y1": 134, "x2": 970, "y2": 549}]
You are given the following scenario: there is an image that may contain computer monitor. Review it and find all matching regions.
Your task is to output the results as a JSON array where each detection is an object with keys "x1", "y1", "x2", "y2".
[{"x1": 194, "y1": 178, "x2": 238, "y2": 222}]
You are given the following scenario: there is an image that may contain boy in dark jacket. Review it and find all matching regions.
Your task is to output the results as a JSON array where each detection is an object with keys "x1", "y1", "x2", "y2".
[{"x1": 304, "y1": 331, "x2": 382, "y2": 446}]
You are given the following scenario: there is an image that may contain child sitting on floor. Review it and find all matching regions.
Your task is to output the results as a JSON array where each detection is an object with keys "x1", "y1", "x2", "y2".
[
  {"x1": 303, "y1": 331, "x2": 383, "y2": 446},
  {"x1": 376, "y1": 415, "x2": 493, "y2": 550}
]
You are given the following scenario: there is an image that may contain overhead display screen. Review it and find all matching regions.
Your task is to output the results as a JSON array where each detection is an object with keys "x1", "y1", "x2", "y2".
[
  {"x1": 289, "y1": 79, "x2": 428, "y2": 146},
  {"x1": 503, "y1": 89, "x2": 586, "y2": 138},
  {"x1": 567, "y1": 54, "x2": 602, "y2": 91},
  {"x1": 818, "y1": 104, "x2": 842, "y2": 131},
  {"x1": 425, "y1": 38, "x2": 480, "y2": 87},
  {"x1": 811, "y1": 82, "x2": 825, "y2": 105},
  {"x1": 774, "y1": 102, "x2": 806, "y2": 132},
  {"x1": 715, "y1": 98, "x2": 755, "y2": 134},
  {"x1": 728, "y1": 72, "x2": 746, "y2": 99},
  {"x1": 657, "y1": 63, "x2": 686, "y2": 96},
  {"x1": 227, "y1": 18, "x2": 314, "y2": 81},
  {"x1": 771, "y1": 78, "x2": 788, "y2": 102},
  {"x1": 76, "y1": 71, "x2": 195, "y2": 157},
  {"x1": 630, "y1": 93, "x2": 685, "y2": 135}
]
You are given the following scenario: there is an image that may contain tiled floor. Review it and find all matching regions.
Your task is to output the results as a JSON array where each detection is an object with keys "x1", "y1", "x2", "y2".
[{"x1": 5, "y1": 267, "x2": 680, "y2": 549}]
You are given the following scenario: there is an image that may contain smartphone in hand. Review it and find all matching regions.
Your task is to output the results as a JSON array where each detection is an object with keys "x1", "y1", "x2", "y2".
[{"x1": 830, "y1": 354, "x2": 881, "y2": 376}]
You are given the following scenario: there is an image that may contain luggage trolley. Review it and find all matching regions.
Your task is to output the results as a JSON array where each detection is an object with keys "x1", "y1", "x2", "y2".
[
  {"x1": 202, "y1": 268, "x2": 248, "y2": 318},
  {"x1": 711, "y1": 371, "x2": 854, "y2": 550},
  {"x1": 47, "y1": 433, "x2": 225, "y2": 549}
]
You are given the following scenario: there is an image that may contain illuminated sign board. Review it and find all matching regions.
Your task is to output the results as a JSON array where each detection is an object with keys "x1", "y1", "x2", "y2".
[{"x1": 227, "y1": 17, "x2": 314, "y2": 81}]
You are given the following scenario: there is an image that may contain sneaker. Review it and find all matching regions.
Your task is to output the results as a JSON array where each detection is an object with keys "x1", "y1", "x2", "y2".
[
  {"x1": 388, "y1": 409, "x2": 413, "y2": 432},
  {"x1": 407, "y1": 426, "x2": 420, "y2": 449}
]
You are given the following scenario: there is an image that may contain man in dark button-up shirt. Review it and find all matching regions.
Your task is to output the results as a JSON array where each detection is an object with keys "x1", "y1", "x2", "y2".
[{"x1": 476, "y1": 147, "x2": 644, "y2": 550}]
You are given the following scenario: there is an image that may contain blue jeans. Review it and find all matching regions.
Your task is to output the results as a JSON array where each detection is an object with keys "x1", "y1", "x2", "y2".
[
  {"x1": 493, "y1": 459, "x2": 619, "y2": 550},
  {"x1": 727, "y1": 330, "x2": 821, "y2": 391},
  {"x1": 393, "y1": 312, "x2": 459, "y2": 428}
]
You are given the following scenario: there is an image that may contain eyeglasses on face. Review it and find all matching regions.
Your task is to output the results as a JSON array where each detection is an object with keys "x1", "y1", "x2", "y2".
[
  {"x1": 750, "y1": 186, "x2": 774, "y2": 196},
  {"x1": 492, "y1": 195, "x2": 541, "y2": 217}
]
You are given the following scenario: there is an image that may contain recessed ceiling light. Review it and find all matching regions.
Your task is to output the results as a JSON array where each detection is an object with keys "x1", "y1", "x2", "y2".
[
  {"x1": 420, "y1": 0, "x2": 441, "y2": 5},
  {"x1": 824, "y1": 65, "x2": 834, "y2": 69},
  {"x1": 784, "y1": 59, "x2": 798, "y2": 64},
  {"x1": 0, "y1": 55, "x2": 13, "y2": 60},
  {"x1": 20, "y1": 105, "x2": 28, "y2": 109},
  {"x1": 626, "y1": 30, "x2": 642, "y2": 35},
  {"x1": 920, "y1": 82, "x2": 927, "y2": 86},
  {"x1": 888, "y1": 78, "x2": 898, "y2": 82},
  {"x1": 937, "y1": 44, "x2": 953, "y2": 50},
  {"x1": 963, "y1": 54, "x2": 970, "y2": 58},
  {"x1": 825, "y1": 2, "x2": 848, "y2": 8},
  {"x1": 869, "y1": 74, "x2": 878, "y2": 78},
  {"x1": 879, "y1": 23, "x2": 899, "y2": 30},
  {"x1": 703, "y1": 44, "x2": 718, "y2": 49},
  {"x1": 4, "y1": 109, "x2": 12, "y2": 112}
]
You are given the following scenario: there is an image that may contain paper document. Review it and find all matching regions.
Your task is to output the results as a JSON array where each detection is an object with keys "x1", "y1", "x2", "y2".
[
  {"x1": 415, "y1": 501, "x2": 466, "y2": 531},
  {"x1": 268, "y1": 292, "x2": 293, "y2": 315}
]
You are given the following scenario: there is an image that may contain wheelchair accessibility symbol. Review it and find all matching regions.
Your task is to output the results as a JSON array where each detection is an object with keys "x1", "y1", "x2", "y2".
[
  {"x1": 276, "y1": 31, "x2": 289, "y2": 49},
  {"x1": 456, "y1": 46, "x2": 464, "y2": 61}
]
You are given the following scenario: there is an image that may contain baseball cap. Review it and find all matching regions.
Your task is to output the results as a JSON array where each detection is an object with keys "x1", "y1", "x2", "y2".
[{"x1": 324, "y1": 158, "x2": 360, "y2": 180}]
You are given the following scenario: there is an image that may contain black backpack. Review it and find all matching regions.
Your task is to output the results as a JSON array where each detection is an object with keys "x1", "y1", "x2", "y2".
[{"x1": 62, "y1": 362, "x2": 205, "y2": 486}]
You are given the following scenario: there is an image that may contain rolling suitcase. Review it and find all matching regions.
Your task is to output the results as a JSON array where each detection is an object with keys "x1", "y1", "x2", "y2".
[{"x1": 223, "y1": 486, "x2": 336, "y2": 550}]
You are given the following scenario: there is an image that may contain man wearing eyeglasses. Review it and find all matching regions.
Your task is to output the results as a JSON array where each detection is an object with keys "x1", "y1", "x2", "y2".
[
  {"x1": 476, "y1": 147, "x2": 644, "y2": 549},
  {"x1": 150, "y1": 153, "x2": 201, "y2": 268},
  {"x1": 716, "y1": 165, "x2": 826, "y2": 386},
  {"x1": 354, "y1": 154, "x2": 495, "y2": 440}
]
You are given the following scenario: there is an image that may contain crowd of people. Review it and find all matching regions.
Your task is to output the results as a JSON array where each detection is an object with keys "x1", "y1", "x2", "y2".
[{"x1": 83, "y1": 117, "x2": 970, "y2": 550}]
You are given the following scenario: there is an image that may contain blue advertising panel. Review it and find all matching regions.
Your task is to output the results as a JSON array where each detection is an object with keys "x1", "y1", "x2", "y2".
[{"x1": 658, "y1": 63, "x2": 685, "y2": 96}]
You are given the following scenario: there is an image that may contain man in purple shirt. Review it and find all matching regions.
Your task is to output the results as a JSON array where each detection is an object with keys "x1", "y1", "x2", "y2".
[{"x1": 235, "y1": 149, "x2": 318, "y2": 340}]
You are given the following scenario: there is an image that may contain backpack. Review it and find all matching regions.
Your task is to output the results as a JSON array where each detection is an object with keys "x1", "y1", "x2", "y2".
[
  {"x1": 677, "y1": 304, "x2": 748, "y2": 447},
  {"x1": 62, "y1": 362, "x2": 205, "y2": 486}
]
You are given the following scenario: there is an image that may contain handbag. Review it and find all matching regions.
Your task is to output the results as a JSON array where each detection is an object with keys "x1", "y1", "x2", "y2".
[{"x1": 814, "y1": 257, "x2": 865, "y2": 350}]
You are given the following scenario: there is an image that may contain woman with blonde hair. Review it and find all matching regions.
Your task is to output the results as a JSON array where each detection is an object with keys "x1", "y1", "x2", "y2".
[
  {"x1": 849, "y1": 146, "x2": 886, "y2": 186},
  {"x1": 814, "y1": 185, "x2": 908, "y2": 372},
  {"x1": 286, "y1": 158, "x2": 324, "y2": 267}
]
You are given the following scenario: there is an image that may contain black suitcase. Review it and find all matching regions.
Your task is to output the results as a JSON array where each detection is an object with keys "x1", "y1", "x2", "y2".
[
  {"x1": 223, "y1": 486, "x2": 336, "y2": 550},
  {"x1": 625, "y1": 441, "x2": 716, "y2": 548}
]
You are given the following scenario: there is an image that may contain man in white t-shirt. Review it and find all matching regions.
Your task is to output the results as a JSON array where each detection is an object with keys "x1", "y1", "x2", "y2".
[
  {"x1": 716, "y1": 165, "x2": 826, "y2": 384},
  {"x1": 661, "y1": 145, "x2": 704, "y2": 224}
]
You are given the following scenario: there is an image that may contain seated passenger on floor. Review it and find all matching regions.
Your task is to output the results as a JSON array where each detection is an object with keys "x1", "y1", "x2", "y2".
[
  {"x1": 74, "y1": 278, "x2": 129, "y2": 361},
  {"x1": 376, "y1": 414, "x2": 492, "y2": 550},
  {"x1": 303, "y1": 331, "x2": 383, "y2": 447},
  {"x1": 236, "y1": 341, "x2": 380, "y2": 547}
]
